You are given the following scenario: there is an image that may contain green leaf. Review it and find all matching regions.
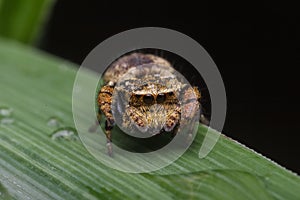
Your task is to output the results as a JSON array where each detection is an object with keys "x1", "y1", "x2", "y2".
[
  {"x1": 150, "y1": 170, "x2": 274, "y2": 200},
  {"x1": 0, "y1": 0, "x2": 56, "y2": 44},
  {"x1": 0, "y1": 181, "x2": 13, "y2": 200},
  {"x1": 0, "y1": 37, "x2": 299, "y2": 199}
]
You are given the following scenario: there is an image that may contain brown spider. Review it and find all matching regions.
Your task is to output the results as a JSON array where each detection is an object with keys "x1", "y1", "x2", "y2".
[{"x1": 90, "y1": 53, "x2": 208, "y2": 156}]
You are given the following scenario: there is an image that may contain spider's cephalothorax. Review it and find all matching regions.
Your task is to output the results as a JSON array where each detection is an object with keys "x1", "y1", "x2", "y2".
[{"x1": 90, "y1": 53, "x2": 207, "y2": 156}]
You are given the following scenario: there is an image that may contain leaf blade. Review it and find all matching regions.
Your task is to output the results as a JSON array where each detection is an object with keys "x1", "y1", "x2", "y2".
[{"x1": 0, "y1": 38, "x2": 299, "y2": 200}]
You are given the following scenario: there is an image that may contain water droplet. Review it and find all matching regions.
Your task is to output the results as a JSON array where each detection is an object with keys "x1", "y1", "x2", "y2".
[
  {"x1": 0, "y1": 107, "x2": 14, "y2": 125},
  {"x1": 0, "y1": 107, "x2": 12, "y2": 117},
  {"x1": 0, "y1": 118, "x2": 14, "y2": 125},
  {"x1": 51, "y1": 127, "x2": 78, "y2": 141},
  {"x1": 47, "y1": 117, "x2": 62, "y2": 128}
]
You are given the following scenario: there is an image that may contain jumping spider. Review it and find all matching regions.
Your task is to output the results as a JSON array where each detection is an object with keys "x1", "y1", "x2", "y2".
[{"x1": 90, "y1": 53, "x2": 208, "y2": 156}]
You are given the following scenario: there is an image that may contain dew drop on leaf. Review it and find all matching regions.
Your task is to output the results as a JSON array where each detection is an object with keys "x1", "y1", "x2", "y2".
[
  {"x1": 0, "y1": 106, "x2": 14, "y2": 125},
  {"x1": 0, "y1": 118, "x2": 14, "y2": 125},
  {"x1": 0, "y1": 106, "x2": 12, "y2": 117},
  {"x1": 51, "y1": 127, "x2": 78, "y2": 140},
  {"x1": 47, "y1": 117, "x2": 62, "y2": 128}
]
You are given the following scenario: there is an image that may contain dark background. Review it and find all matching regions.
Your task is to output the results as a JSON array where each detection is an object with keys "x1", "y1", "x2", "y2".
[{"x1": 40, "y1": 1, "x2": 300, "y2": 173}]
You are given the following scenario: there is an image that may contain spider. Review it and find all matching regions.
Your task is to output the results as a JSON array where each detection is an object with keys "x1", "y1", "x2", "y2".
[{"x1": 90, "y1": 53, "x2": 208, "y2": 156}]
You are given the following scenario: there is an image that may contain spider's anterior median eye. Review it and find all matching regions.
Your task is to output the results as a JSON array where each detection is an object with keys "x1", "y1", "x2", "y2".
[
  {"x1": 156, "y1": 93, "x2": 166, "y2": 103},
  {"x1": 135, "y1": 94, "x2": 142, "y2": 99},
  {"x1": 143, "y1": 94, "x2": 154, "y2": 104},
  {"x1": 168, "y1": 92, "x2": 174, "y2": 96}
]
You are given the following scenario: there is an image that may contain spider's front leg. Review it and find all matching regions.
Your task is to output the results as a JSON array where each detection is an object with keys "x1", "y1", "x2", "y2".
[
  {"x1": 124, "y1": 106, "x2": 148, "y2": 133},
  {"x1": 192, "y1": 87, "x2": 210, "y2": 126},
  {"x1": 176, "y1": 87, "x2": 204, "y2": 142},
  {"x1": 96, "y1": 82, "x2": 115, "y2": 156},
  {"x1": 163, "y1": 104, "x2": 181, "y2": 133}
]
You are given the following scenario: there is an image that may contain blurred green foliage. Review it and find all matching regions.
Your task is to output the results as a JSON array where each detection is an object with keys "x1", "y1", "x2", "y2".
[{"x1": 0, "y1": 0, "x2": 55, "y2": 44}]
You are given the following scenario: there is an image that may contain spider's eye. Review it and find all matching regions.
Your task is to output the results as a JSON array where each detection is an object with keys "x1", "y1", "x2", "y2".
[
  {"x1": 156, "y1": 93, "x2": 166, "y2": 103},
  {"x1": 168, "y1": 92, "x2": 175, "y2": 96},
  {"x1": 135, "y1": 94, "x2": 142, "y2": 99},
  {"x1": 143, "y1": 94, "x2": 154, "y2": 104}
]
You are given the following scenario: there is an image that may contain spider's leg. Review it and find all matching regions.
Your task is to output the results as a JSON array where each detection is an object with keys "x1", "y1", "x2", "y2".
[
  {"x1": 98, "y1": 84, "x2": 115, "y2": 123},
  {"x1": 88, "y1": 110, "x2": 102, "y2": 132},
  {"x1": 200, "y1": 114, "x2": 210, "y2": 126},
  {"x1": 125, "y1": 106, "x2": 147, "y2": 133},
  {"x1": 193, "y1": 87, "x2": 210, "y2": 126},
  {"x1": 105, "y1": 119, "x2": 113, "y2": 156},
  {"x1": 177, "y1": 87, "x2": 202, "y2": 143},
  {"x1": 163, "y1": 104, "x2": 181, "y2": 132},
  {"x1": 97, "y1": 83, "x2": 115, "y2": 156}
]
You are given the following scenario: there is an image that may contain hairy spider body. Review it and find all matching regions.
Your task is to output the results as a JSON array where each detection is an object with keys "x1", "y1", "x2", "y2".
[{"x1": 91, "y1": 53, "x2": 205, "y2": 156}]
